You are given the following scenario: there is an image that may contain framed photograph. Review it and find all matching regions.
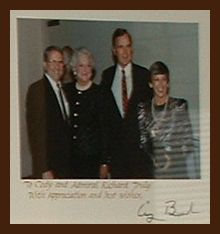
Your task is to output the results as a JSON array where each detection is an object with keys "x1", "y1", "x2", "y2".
[{"x1": 10, "y1": 10, "x2": 210, "y2": 224}]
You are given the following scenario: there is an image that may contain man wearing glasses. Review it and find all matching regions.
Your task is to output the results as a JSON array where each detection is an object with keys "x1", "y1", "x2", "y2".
[{"x1": 26, "y1": 46, "x2": 71, "y2": 179}]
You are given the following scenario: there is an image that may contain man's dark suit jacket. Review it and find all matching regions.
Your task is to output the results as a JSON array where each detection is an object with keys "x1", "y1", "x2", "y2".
[
  {"x1": 26, "y1": 76, "x2": 71, "y2": 178},
  {"x1": 100, "y1": 63, "x2": 154, "y2": 179}
]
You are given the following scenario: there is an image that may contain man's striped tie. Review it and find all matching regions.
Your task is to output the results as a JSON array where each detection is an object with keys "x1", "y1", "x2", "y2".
[{"x1": 121, "y1": 69, "x2": 128, "y2": 116}]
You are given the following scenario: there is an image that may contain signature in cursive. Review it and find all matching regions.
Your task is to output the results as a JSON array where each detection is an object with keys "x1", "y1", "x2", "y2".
[
  {"x1": 137, "y1": 200, "x2": 200, "y2": 223},
  {"x1": 137, "y1": 201, "x2": 165, "y2": 223},
  {"x1": 164, "y1": 200, "x2": 199, "y2": 217}
]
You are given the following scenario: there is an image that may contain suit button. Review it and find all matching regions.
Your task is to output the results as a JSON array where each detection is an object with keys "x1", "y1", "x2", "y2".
[
  {"x1": 73, "y1": 136, "x2": 77, "y2": 140},
  {"x1": 78, "y1": 91, "x2": 82, "y2": 94},
  {"x1": 73, "y1": 124, "x2": 78, "y2": 128},
  {"x1": 73, "y1": 113, "x2": 78, "y2": 117},
  {"x1": 75, "y1": 101, "x2": 80, "y2": 105}
]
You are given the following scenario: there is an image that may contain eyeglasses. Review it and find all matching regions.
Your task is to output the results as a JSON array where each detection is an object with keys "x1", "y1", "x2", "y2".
[{"x1": 47, "y1": 60, "x2": 64, "y2": 65}]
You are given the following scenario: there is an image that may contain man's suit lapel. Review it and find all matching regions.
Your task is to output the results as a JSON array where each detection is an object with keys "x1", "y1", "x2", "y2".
[
  {"x1": 110, "y1": 66, "x2": 126, "y2": 119},
  {"x1": 43, "y1": 76, "x2": 63, "y2": 120},
  {"x1": 108, "y1": 66, "x2": 116, "y2": 88},
  {"x1": 124, "y1": 63, "x2": 137, "y2": 111},
  {"x1": 132, "y1": 64, "x2": 142, "y2": 95}
]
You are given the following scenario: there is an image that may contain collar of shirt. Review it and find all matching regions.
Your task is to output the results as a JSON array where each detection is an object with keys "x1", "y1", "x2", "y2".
[
  {"x1": 117, "y1": 63, "x2": 132, "y2": 77},
  {"x1": 45, "y1": 73, "x2": 60, "y2": 92},
  {"x1": 45, "y1": 73, "x2": 70, "y2": 117}
]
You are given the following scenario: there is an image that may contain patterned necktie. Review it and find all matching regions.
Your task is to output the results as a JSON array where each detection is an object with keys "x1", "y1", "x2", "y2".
[
  {"x1": 121, "y1": 69, "x2": 128, "y2": 115},
  {"x1": 57, "y1": 82, "x2": 68, "y2": 121}
]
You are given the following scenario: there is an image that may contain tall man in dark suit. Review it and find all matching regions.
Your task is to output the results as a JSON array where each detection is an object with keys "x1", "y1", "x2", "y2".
[
  {"x1": 26, "y1": 46, "x2": 71, "y2": 179},
  {"x1": 100, "y1": 28, "x2": 153, "y2": 179}
]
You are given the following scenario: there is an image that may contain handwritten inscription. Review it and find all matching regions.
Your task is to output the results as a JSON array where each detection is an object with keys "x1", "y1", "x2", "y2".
[
  {"x1": 137, "y1": 200, "x2": 200, "y2": 223},
  {"x1": 23, "y1": 180, "x2": 151, "y2": 201},
  {"x1": 22, "y1": 181, "x2": 202, "y2": 223}
]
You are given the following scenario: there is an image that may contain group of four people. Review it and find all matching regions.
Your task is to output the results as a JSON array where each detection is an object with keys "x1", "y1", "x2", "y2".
[{"x1": 26, "y1": 28, "x2": 195, "y2": 179}]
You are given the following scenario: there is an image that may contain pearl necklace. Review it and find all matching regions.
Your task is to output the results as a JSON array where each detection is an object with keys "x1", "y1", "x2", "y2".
[{"x1": 75, "y1": 80, "x2": 92, "y2": 91}]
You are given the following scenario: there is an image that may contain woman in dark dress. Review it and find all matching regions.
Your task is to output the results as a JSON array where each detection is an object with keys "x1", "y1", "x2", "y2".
[
  {"x1": 137, "y1": 61, "x2": 195, "y2": 179},
  {"x1": 64, "y1": 47, "x2": 104, "y2": 179}
]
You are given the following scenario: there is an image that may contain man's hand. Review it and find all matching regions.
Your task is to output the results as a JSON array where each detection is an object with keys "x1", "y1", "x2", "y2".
[{"x1": 100, "y1": 164, "x2": 110, "y2": 179}]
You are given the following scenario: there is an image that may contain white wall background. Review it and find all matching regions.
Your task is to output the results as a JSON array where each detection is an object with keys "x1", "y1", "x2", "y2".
[
  {"x1": 17, "y1": 19, "x2": 49, "y2": 177},
  {"x1": 18, "y1": 18, "x2": 200, "y2": 178}
]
